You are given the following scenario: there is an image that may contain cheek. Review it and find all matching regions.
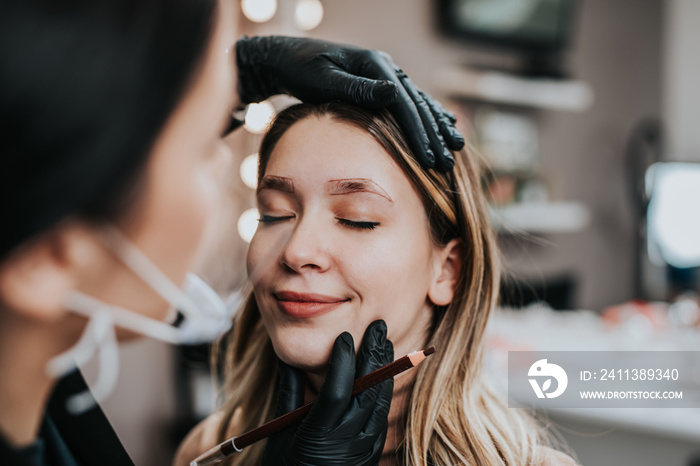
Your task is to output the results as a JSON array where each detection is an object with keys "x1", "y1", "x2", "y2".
[
  {"x1": 166, "y1": 163, "x2": 218, "y2": 258},
  {"x1": 131, "y1": 151, "x2": 225, "y2": 285},
  {"x1": 247, "y1": 228, "x2": 281, "y2": 289},
  {"x1": 181, "y1": 144, "x2": 237, "y2": 243},
  {"x1": 349, "y1": 223, "x2": 434, "y2": 292},
  {"x1": 346, "y1": 227, "x2": 436, "y2": 336}
]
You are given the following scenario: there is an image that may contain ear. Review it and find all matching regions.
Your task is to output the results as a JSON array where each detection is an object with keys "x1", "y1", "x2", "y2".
[
  {"x1": 428, "y1": 239, "x2": 462, "y2": 306},
  {"x1": 0, "y1": 221, "x2": 98, "y2": 322}
]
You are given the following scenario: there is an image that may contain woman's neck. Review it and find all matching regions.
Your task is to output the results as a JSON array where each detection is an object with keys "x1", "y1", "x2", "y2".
[{"x1": 0, "y1": 311, "x2": 62, "y2": 447}]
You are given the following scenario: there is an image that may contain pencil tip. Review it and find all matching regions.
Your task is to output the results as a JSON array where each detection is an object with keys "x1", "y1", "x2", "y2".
[{"x1": 424, "y1": 347, "x2": 436, "y2": 356}]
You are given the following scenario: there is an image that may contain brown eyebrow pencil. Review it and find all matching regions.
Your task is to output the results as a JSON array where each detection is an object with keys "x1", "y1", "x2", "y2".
[{"x1": 190, "y1": 347, "x2": 436, "y2": 466}]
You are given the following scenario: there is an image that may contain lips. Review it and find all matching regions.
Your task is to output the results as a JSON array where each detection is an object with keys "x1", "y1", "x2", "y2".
[{"x1": 274, "y1": 291, "x2": 349, "y2": 318}]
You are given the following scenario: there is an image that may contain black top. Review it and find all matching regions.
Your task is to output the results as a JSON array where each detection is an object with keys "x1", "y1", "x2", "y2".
[{"x1": 0, "y1": 370, "x2": 134, "y2": 466}]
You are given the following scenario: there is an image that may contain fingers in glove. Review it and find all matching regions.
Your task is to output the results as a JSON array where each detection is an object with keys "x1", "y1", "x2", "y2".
[
  {"x1": 361, "y1": 332, "x2": 394, "y2": 464},
  {"x1": 275, "y1": 359, "x2": 306, "y2": 417},
  {"x1": 420, "y1": 89, "x2": 457, "y2": 123},
  {"x1": 336, "y1": 320, "x2": 394, "y2": 434},
  {"x1": 362, "y1": 354, "x2": 394, "y2": 439},
  {"x1": 395, "y1": 70, "x2": 454, "y2": 172},
  {"x1": 388, "y1": 91, "x2": 435, "y2": 169},
  {"x1": 304, "y1": 332, "x2": 356, "y2": 430},
  {"x1": 355, "y1": 328, "x2": 393, "y2": 431},
  {"x1": 321, "y1": 65, "x2": 398, "y2": 108},
  {"x1": 418, "y1": 89, "x2": 465, "y2": 152},
  {"x1": 363, "y1": 372, "x2": 394, "y2": 464},
  {"x1": 343, "y1": 334, "x2": 393, "y2": 464},
  {"x1": 352, "y1": 56, "x2": 435, "y2": 168},
  {"x1": 355, "y1": 320, "x2": 391, "y2": 378},
  {"x1": 262, "y1": 360, "x2": 305, "y2": 466}
]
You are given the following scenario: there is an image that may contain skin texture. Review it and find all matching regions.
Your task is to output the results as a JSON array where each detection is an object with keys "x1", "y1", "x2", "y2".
[
  {"x1": 246, "y1": 115, "x2": 457, "y2": 390},
  {"x1": 0, "y1": 0, "x2": 237, "y2": 447}
]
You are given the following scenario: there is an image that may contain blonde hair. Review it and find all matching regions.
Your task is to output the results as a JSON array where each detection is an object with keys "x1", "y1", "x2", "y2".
[{"x1": 216, "y1": 102, "x2": 545, "y2": 465}]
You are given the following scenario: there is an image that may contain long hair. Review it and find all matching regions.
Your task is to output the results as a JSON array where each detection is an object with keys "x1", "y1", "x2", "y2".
[{"x1": 217, "y1": 102, "x2": 544, "y2": 465}]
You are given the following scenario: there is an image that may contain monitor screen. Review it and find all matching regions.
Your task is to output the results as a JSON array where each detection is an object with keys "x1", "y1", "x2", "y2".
[{"x1": 437, "y1": 0, "x2": 578, "y2": 54}]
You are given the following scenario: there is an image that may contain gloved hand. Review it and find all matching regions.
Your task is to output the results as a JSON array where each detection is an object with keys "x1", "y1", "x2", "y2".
[
  {"x1": 261, "y1": 320, "x2": 394, "y2": 466},
  {"x1": 235, "y1": 36, "x2": 464, "y2": 171}
]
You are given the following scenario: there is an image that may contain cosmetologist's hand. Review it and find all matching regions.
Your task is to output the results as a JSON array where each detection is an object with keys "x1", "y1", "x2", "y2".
[
  {"x1": 235, "y1": 36, "x2": 463, "y2": 171},
  {"x1": 261, "y1": 320, "x2": 394, "y2": 466}
]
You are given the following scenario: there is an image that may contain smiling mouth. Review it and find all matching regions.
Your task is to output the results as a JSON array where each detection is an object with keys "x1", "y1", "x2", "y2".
[{"x1": 274, "y1": 291, "x2": 350, "y2": 318}]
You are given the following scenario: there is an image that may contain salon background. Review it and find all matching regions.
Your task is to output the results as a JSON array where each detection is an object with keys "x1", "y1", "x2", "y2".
[{"x1": 82, "y1": 1, "x2": 700, "y2": 465}]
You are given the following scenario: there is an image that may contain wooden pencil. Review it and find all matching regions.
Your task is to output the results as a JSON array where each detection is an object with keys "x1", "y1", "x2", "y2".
[{"x1": 190, "y1": 347, "x2": 436, "y2": 466}]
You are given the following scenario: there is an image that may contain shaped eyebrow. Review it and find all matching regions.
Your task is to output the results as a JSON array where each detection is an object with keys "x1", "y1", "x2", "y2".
[
  {"x1": 326, "y1": 178, "x2": 393, "y2": 204},
  {"x1": 257, "y1": 176, "x2": 294, "y2": 193}
]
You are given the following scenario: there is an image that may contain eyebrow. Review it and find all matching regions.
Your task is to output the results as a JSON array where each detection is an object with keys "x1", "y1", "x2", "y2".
[
  {"x1": 258, "y1": 176, "x2": 295, "y2": 193},
  {"x1": 257, "y1": 176, "x2": 393, "y2": 204},
  {"x1": 327, "y1": 178, "x2": 393, "y2": 204}
]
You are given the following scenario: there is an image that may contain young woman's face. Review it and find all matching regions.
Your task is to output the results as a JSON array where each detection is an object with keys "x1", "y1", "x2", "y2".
[
  {"x1": 80, "y1": 0, "x2": 237, "y2": 324},
  {"x1": 247, "y1": 115, "x2": 444, "y2": 376}
]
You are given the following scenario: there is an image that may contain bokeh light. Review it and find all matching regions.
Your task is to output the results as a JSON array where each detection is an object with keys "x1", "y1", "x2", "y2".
[
  {"x1": 295, "y1": 0, "x2": 324, "y2": 31},
  {"x1": 241, "y1": 0, "x2": 277, "y2": 23},
  {"x1": 240, "y1": 153, "x2": 259, "y2": 189},
  {"x1": 244, "y1": 101, "x2": 276, "y2": 134},
  {"x1": 237, "y1": 208, "x2": 260, "y2": 243}
]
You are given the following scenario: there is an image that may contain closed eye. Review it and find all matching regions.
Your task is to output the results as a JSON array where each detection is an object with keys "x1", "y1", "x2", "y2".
[
  {"x1": 336, "y1": 218, "x2": 380, "y2": 230},
  {"x1": 258, "y1": 214, "x2": 295, "y2": 224}
]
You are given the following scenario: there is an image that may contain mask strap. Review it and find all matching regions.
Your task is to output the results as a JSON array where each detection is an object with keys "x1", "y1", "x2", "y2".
[
  {"x1": 63, "y1": 291, "x2": 183, "y2": 345},
  {"x1": 46, "y1": 310, "x2": 121, "y2": 414},
  {"x1": 99, "y1": 226, "x2": 200, "y2": 318},
  {"x1": 46, "y1": 310, "x2": 109, "y2": 377}
]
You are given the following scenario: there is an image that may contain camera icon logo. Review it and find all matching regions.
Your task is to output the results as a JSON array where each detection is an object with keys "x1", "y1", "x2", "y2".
[{"x1": 528, "y1": 359, "x2": 568, "y2": 399}]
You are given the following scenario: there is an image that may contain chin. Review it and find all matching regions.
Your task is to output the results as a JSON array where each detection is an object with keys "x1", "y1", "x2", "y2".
[{"x1": 268, "y1": 325, "x2": 337, "y2": 373}]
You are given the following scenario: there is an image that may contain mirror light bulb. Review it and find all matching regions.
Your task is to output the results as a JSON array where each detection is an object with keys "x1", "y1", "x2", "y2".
[
  {"x1": 240, "y1": 153, "x2": 259, "y2": 189},
  {"x1": 237, "y1": 208, "x2": 260, "y2": 243},
  {"x1": 244, "y1": 101, "x2": 276, "y2": 134},
  {"x1": 241, "y1": 0, "x2": 277, "y2": 23},
  {"x1": 295, "y1": 0, "x2": 324, "y2": 31}
]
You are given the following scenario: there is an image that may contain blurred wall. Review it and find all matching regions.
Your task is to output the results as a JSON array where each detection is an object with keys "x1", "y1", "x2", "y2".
[
  {"x1": 664, "y1": 0, "x2": 700, "y2": 161},
  {"x1": 301, "y1": 0, "x2": 663, "y2": 310}
]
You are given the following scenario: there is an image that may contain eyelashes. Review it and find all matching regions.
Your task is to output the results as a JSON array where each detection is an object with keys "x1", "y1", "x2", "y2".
[
  {"x1": 258, "y1": 215, "x2": 294, "y2": 224},
  {"x1": 336, "y1": 218, "x2": 379, "y2": 230},
  {"x1": 258, "y1": 215, "x2": 379, "y2": 231}
]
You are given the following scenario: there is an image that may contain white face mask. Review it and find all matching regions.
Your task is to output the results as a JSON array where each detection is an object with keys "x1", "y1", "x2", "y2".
[{"x1": 46, "y1": 226, "x2": 235, "y2": 414}]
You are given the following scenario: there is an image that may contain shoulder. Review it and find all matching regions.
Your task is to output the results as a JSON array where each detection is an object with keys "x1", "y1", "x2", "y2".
[
  {"x1": 173, "y1": 410, "x2": 240, "y2": 466},
  {"x1": 540, "y1": 446, "x2": 579, "y2": 466}
]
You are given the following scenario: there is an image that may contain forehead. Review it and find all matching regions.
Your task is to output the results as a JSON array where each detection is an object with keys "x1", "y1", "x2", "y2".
[{"x1": 264, "y1": 115, "x2": 404, "y2": 189}]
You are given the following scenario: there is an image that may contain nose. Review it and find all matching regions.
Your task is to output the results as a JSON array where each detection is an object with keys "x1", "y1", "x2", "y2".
[{"x1": 280, "y1": 214, "x2": 331, "y2": 274}]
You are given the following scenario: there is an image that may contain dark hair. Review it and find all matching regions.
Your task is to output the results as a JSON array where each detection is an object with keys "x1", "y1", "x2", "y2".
[{"x1": 0, "y1": 0, "x2": 217, "y2": 259}]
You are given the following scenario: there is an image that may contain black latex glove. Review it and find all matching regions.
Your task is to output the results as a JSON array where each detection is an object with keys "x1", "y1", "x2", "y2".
[
  {"x1": 261, "y1": 320, "x2": 394, "y2": 466},
  {"x1": 235, "y1": 36, "x2": 464, "y2": 171}
]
